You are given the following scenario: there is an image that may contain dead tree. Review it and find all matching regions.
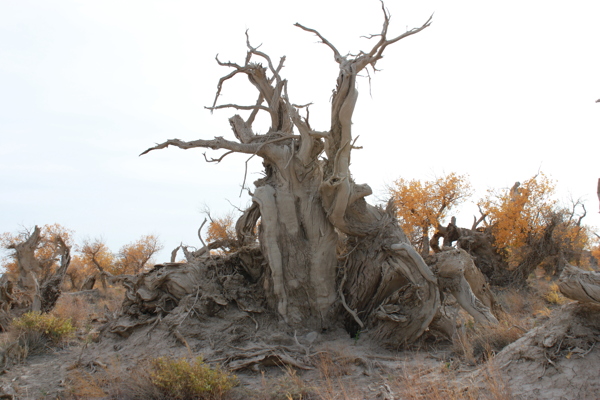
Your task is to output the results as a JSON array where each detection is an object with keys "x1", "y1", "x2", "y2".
[
  {"x1": 558, "y1": 264, "x2": 600, "y2": 304},
  {"x1": 597, "y1": 178, "x2": 600, "y2": 213},
  {"x1": 7, "y1": 226, "x2": 43, "y2": 311},
  {"x1": 5, "y1": 226, "x2": 72, "y2": 313},
  {"x1": 39, "y1": 237, "x2": 71, "y2": 313},
  {"x1": 430, "y1": 218, "x2": 511, "y2": 286},
  {"x1": 139, "y1": 7, "x2": 495, "y2": 347}
]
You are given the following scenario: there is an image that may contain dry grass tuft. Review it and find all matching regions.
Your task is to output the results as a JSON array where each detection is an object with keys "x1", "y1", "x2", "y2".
[
  {"x1": 66, "y1": 369, "x2": 112, "y2": 399},
  {"x1": 452, "y1": 317, "x2": 525, "y2": 365},
  {"x1": 313, "y1": 349, "x2": 361, "y2": 400},
  {"x1": 542, "y1": 282, "x2": 568, "y2": 305},
  {"x1": 497, "y1": 287, "x2": 545, "y2": 318},
  {"x1": 52, "y1": 294, "x2": 92, "y2": 329},
  {"x1": 391, "y1": 363, "x2": 512, "y2": 400},
  {"x1": 99, "y1": 286, "x2": 126, "y2": 314},
  {"x1": 263, "y1": 367, "x2": 315, "y2": 400}
]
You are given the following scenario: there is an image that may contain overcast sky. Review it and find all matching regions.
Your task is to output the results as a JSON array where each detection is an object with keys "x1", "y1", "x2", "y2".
[{"x1": 1, "y1": 0, "x2": 599, "y2": 262}]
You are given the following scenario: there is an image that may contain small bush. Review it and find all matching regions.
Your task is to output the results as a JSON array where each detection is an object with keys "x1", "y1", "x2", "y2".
[
  {"x1": 543, "y1": 283, "x2": 567, "y2": 305},
  {"x1": 12, "y1": 311, "x2": 75, "y2": 353},
  {"x1": 149, "y1": 356, "x2": 237, "y2": 400}
]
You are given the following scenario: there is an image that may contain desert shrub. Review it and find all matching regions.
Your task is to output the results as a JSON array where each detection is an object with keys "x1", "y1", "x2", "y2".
[
  {"x1": 542, "y1": 283, "x2": 568, "y2": 305},
  {"x1": 66, "y1": 369, "x2": 110, "y2": 399},
  {"x1": 11, "y1": 311, "x2": 75, "y2": 353},
  {"x1": 149, "y1": 356, "x2": 237, "y2": 400}
]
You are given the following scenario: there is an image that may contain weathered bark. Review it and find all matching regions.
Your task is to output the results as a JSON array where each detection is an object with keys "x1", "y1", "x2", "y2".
[
  {"x1": 80, "y1": 274, "x2": 97, "y2": 291},
  {"x1": 558, "y1": 264, "x2": 600, "y2": 304},
  {"x1": 39, "y1": 237, "x2": 71, "y2": 313},
  {"x1": 427, "y1": 248, "x2": 499, "y2": 325},
  {"x1": 7, "y1": 226, "x2": 43, "y2": 311},
  {"x1": 432, "y1": 220, "x2": 512, "y2": 286},
  {"x1": 141, "y1": 7, "x2": 437, "y2": 342},
  {"x1": 254, "y1": 175, "x2": 338, "y2": 329},
  {"x1": 0, "y1": 277, "x2": 15, "y2": 332},
  {"x1": 597, "y1": 177, "x2": 600, "y2": 213},
  {"x1": 341, "y1": 207, "x2": 440, "y2": 346},
  {"x1": 430, "y1": 217, "x2": 461, "y2": 252},
  {"x1": 4, "y1": 227, "x2": 72, "y2": 313},
  {"x1": 0, "y1": 278, "x2": 15, "y2": 313}
]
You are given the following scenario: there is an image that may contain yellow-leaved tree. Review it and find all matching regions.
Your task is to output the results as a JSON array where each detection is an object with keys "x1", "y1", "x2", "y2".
[
  {"x1": 79, "y1": 237, "x2": 116, "y2": 288},
  {"x1": 478, "y1": 173, "x2": 592, "y2": 281},
  {"x1": 81, "y1": 238, "x2": 114, "y2": 274},
  {"x1": 115, "y1": 235, "x2": 163, "y2": 275},
  {"x1": 478, "y1": 173, "x2": 556, "y2": 266},
  {"x1": 390, "y1": 173, "x2": 472, "y2": 256},
  {"x1": 592, "y1": 239, "x2": 600, "y2": 267}
]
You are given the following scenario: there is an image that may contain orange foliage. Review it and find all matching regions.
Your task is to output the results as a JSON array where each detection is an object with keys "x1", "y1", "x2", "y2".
[
  {"x1": 0, "y1": 224, "x2": 74, "y2": 280},
  {"x1": 206, "y1": 213, "x2": 236, "y2": 243},
  {"x1": 81, "y1": 238, "x2": 115, "y2": 274},
  {"x1": 65, "y1": 255, "x2": 95, "y2": 290},
  {"x1": 115, "y1": 234, "x2": 163, "y2": 275},
  {"x1": 589, "y1": 235, "x2": 600, "y2": 266},
  {"x1": 478, "y1": 173, "x2": 556, "y2": 263},
  {"x1": 390, "y1": 173, "x2": 472, "y2": 253},
  {"x1": 592, "y1": 245, "x2": 600, "y2": 268}
]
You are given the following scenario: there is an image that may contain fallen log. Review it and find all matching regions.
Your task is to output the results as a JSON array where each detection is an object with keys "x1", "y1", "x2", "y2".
[{"x1": 558, "y1": 264, "x2": 600, "y2": 304}]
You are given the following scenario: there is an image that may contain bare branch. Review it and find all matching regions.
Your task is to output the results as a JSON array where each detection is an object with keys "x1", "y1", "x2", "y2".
[
  {"x1": 140, "y1": 137, "x2": 261, "y2": 157},
  {"x1": 198, "y1": 218, "x2": 208, "y2": 250},
  {"x1": 291, "y1": 102, "x2": 313, "y2": 109},
  {"x1": 214, "y1": 55, "x2": 243, "y2": 69},
  {"x1": 203, "y1": 150, "x2": 234, "y2": 163},
  {"x1": 240, "y1": 154, "x2": 256, "y2": 197},
  {"x1": 577, "y1": 204, "x2": 587, "y2": 227},
  {"x1": 246, "y1": 30, "x2": 286, "y2": 82},
  {"x1": 205, "y1": 104, "x2": 270, "y2": 112},
  {"x1": 247, "y1": 95, "x2": 264, "y2": 126},
  {"x1": 170, "y1": 244, "x2": 181, "y2": 263},
  {"x1": 294, "y1": 22, "x2": 343, "y2": 64},
  {"x1": 360, "y1": 12, "x2": 433, "y2": 72},
  {"x1": 211, "y1": 64, "x2": 246, "y2": 111},
  {"x1": 472, "y1": 205, "x2": 487, "y2": 230}
]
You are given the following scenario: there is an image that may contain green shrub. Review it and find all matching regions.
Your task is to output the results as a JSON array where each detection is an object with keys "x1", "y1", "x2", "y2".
[
  {"x1": 149, "y1": 356, "x2": 237, "y2": 400},
  {"x1": 12, "y1": 311, "x2": 75, "y2": 347}
]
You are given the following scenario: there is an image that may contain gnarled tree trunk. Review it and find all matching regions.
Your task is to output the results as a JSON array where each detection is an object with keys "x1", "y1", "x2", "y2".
[
  {"x1": 141, "y1": 6, "x2": 445, "y2": 345},
  {"x1": 7, "y1": 226, "x2": 43, "y2": 311},
  {"x1": 253, "y1": 145, "x2": 338, "y2": 329},
  {"x1": 5, "y1": 227, "x2": 72, "y2": 313},
  {"x1": 432, "y1": 219, "x2": 512, "y2": 286},
  {"x1": 39, "y1": 237, "x2": 71, "y2": 313}
]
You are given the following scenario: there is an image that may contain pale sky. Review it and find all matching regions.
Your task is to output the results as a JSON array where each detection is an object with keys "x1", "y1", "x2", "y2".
[{"x1": 1, "y1": 0, "x2": 599, "y2": 262}]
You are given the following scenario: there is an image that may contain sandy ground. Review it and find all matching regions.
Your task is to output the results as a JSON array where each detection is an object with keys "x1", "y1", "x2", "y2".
[{"x1": 1, "y1": 303, "x2": 599, "y2": 399}]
